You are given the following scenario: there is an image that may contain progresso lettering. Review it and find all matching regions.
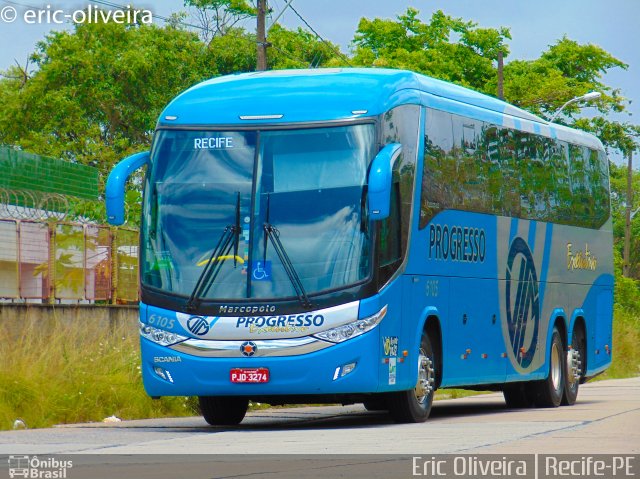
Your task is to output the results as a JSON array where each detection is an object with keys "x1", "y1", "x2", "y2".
[
  {"x1": 429, "y1": 224, "x2": 486, "y2": 263},
  {"x1": 236, "y1": 315, "x2": 325, "y2": 328}
]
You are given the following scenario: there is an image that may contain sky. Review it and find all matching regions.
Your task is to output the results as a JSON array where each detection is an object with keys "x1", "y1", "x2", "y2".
[{"x1": 0, "y1": 0, "x2": 638, "y2": 163}]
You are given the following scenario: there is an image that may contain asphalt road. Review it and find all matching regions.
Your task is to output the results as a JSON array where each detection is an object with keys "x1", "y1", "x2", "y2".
[
  {"x1": 0, "y1": 378, "x2": 638, "y2": 479},
  {"x1": 1, "y1": 377, "x2": 638, "y2": 456}
]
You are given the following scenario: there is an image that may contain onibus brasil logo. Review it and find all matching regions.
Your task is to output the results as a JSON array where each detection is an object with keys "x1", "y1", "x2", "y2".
[
  {"x1": 505, "y1": 237, "x2": 540, "y2": 369},
  {"x1": 8, "y1": 455, "x2": 73, "y2": 478}
]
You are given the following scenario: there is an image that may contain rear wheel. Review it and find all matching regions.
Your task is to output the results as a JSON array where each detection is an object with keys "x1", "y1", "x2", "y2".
[
  {"x1": 530, "y1": 327, "x2": 565, "y2": 408},
  {"x1": 387, "y1": 331, "x2": 436, "y2": 423},
  {"x1": 562, "y1": 325, "x2": 585, "y2": 406},
  {"x1": 199, "y1": 396, "x2": 249, "y2": 426}
]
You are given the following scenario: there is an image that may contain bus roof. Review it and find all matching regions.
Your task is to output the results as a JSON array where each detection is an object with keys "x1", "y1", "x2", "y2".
[{"x1": 158, "y1": 68, "x2": 603, "y2": 150}]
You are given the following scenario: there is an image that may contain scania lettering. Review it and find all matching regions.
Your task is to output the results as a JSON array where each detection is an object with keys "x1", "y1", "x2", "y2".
[{"x1": 107, "y1": 69, "x2": 613, "y2": 425}]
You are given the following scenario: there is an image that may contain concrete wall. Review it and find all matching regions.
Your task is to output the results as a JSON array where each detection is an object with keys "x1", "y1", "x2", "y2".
[{"x1": 0, "y1": 303, "x2": 139, "y2": 339}]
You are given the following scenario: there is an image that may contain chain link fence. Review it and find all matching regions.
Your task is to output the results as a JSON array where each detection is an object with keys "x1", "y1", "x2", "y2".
[{"x1": 0, "y1": 219, "x2": 139, "y2": 303}]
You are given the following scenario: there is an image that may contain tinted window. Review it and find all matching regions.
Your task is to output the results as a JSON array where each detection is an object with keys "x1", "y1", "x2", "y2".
[
  {"x1": 420, "y1": 108, "x2": 610, "y2": 229},
  {"x1": 378, "y1": 104, "x2": 419, "y2": 286}
]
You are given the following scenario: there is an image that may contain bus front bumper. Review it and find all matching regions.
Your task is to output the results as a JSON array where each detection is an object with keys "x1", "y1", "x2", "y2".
[{"x1": 140, "y1": 330, "x2": 383, "y2": 397}]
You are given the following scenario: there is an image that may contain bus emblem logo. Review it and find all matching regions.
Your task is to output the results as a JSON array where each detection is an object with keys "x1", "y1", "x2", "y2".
[
  {"x1": 505, "y1": 237, "x2": 540, "y2": 369},
  {"x1": 187, "y1": 316, "x2": 209, "y2": 336},
  {"x1": 240, "y1": 341, "x2": 257, "y2": 357}
]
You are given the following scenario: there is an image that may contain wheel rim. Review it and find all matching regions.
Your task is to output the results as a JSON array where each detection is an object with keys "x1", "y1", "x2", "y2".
[
  {"x1": 566, "y1": 349, "x2": 582, "y2": 388},
  {"x1": 414, "y1": 348, "x2": 435, "y2": 405},
  {"x1": 551, "y1": 341, "x2": 562, "y2": 391}
]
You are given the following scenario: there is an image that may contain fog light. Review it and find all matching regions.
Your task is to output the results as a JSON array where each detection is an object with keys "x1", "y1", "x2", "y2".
[
  {"x1": 341, "y1": 362, "x2": 356, "y2": 377},
  {"x1": 332, "y1": 362, "x2": 357, "y2": 380},
  {"x1": 154, "y1": 366, "x2": 174, "y2": 383}
]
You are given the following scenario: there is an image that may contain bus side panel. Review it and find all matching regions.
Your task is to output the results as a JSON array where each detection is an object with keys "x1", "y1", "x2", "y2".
[
  {"x1": 407, "y1": 210, "x2": 502, "y2": 388},
  {"x1": 409, "y1": 210, "x2": 613, "y2": 388},
  {"x1": 446, "y1": 277, "x2": 505, "y2": 385},
  {"x1": 374, "y1": 276, "x2": 412, "y2": 392},
  {"x1": 579, "y1": 279, "x2": 614, "y2": 376},
  {"x1": 405, "y1": 275, "x2": 450, "y2": 387}
]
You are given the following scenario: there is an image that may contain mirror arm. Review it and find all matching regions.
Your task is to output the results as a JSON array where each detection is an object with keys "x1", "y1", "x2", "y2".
[{"x1": 106, "y1": 151, "x2": 150, "y2": 225}]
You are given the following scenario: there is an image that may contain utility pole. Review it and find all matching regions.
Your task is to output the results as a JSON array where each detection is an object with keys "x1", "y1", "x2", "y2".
[
  {"x1": 497, "y1": 51, "x2": 504, "y2": 100},
  {"x1": 623, "y1": 149, "x2": 634, "y2": 277},
  {"x1": 256, "y1": 0, "x2": 268, "y2": 71}
]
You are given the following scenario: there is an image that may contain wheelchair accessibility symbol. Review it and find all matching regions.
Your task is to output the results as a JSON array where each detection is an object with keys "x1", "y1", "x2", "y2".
[{"x1": 251, "y1": 261, "x2": 272, "y2": 281}]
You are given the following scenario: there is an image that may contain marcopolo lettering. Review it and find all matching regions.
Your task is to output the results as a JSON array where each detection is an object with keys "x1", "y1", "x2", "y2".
[
  {"x1": 236, "y1": 315, "x2": 325, "y2": 328},
  {"x1": 219, "y1": 304, "x2": 276, "y2": 314},
  {"x1": 428, "y1": 224, "x2": 486, "y2": 263},
  {"x1": 193, "y1": 136, "x2": 234, "y2": 149}
]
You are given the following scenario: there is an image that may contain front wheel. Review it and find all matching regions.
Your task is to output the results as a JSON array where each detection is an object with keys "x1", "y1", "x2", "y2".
[
  {"x1": 362, "y1": 395, "x2": 388, "y2": 411},
  {"x1": 503, "y1": 382, "x2": 534, "y2": 408},
  {"x1": 387, "y1": 332, "x2": 436, "y2": 423},
  {"x1": 530, "y1": 327, "x2": 565, "y2": 408},
  {"x1": 199, "y1": 396, "x2": 249, "y2": 426}
]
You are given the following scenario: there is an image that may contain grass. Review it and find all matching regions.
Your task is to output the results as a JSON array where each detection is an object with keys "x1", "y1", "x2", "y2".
[
  {"x1": 600, "y1": 306, "x2": 640, "y2": 379},
  {"x1": 1, "y1": 296, "x2": 638, "y2": 431},
  {"x1": 0, "y1": 318, "x2": 196, "y2": 431}
]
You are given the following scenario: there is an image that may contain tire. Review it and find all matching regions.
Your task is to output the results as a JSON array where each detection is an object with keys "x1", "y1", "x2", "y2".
[
  {"x1": 562, "y1": 325, "x2": 585, "y2": 406},
  {"x1": 363, "y1": 396, "x2": 388, "y2": 411},
  {"x1": 387, "y1": 331, "x2": 436, "y2": 423},
  {"x1": 199, "y1": 396, "x2": 249, "y2": 426},
  {"x1": 503, "y1": 382, "x2": 534, "y2": 408},
  {"x1": 530, "y1": 327, "x2": 565, "y2": 408}
]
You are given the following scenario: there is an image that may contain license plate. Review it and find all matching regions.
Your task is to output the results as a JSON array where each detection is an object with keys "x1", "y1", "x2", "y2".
[{"x1": 230, "y1": 368, "x2": 269, "y2": 383}]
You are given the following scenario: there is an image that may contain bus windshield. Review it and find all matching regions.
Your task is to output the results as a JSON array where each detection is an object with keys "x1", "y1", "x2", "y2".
[{"x1": 141, "y1": 123, "x2": 377, "y2": 302}]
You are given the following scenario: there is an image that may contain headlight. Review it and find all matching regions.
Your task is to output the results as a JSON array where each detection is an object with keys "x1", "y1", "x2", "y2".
[
  {"x1": 140, "y1": 322, "x2": 188, "y2": 347},
  {"x1": 313, "y1": 305, "x2": 387, "y2": 343}
]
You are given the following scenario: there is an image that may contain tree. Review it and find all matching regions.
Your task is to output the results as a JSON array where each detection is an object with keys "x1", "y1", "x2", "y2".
[
  {"x1": 0, "y1": 20, "x2": 220, "y2": 225},
  {"x1": 571, "y1": 118, "x2": 640, "y2": 279},
  {"x1": 184, "y1": 0, "x2": 256, "y2": 44},
  {"x1": 204, "y1": 23, "x2": 343, "y2": 74},
  {"x1": 0, "y1": 21, "x2": 217, "y2": 171},
  {"x1": 500, "y1": 37, "x2": 628, "y2": 120},
  {"x1": 351, "y1": 8, "x2": 511, "y2": 94}
]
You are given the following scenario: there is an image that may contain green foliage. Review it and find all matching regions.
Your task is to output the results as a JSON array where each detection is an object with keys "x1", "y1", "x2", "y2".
[
  {"x1": 500, "y1": 38, "x2": 628, "y2": 120},
  {"x1": 183, "y1": 0, "x2": 256, "y2": 43},
  {"x1": 608, "y1": 162, "x2": 640, "y2": 279},
  {"x1": 0, "y1": 318, "x2": 197, "y2": 430},
  {"x1": 0, "y1": 21, "x2": 216, "y2": 181},
  {"x1": 351, "y1": 8, "x2": 510, "y2": 93},
  {"x1": 205, "y1": 24, "x2": 343, "y2": 75},
  {"x1": 604, "y1": 251, "x2": 640, "y2": 379},
  {"x1": 268, "y1": 25, "x2": 344, "y2": 68}
]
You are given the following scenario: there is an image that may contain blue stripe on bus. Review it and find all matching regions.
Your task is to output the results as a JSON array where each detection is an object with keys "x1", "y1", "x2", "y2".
[
  {"x1": 538, "y1": 223, "x2": 553, "y2": 306},
  {"x1": 528, "y1": 220, "x2": 537, "y2": 251},
  {"x1": 509, "y1": 217, "x2": 518, "y2": 244}
]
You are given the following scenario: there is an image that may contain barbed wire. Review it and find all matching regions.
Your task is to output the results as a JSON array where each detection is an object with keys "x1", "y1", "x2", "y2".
[{"x1": 0, "y1": 188, "x2": 101, "y2": 222}]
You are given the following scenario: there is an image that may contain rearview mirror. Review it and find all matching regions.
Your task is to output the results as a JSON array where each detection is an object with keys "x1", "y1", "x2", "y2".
[
  {"x1": 106, "y1": 151, "x2": 150, "y2": 225},
  {"x1": 367, "y1": 143, "x2": 402, "y2": 220}
]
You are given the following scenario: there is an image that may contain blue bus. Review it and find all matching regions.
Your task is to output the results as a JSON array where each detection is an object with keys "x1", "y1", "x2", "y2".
[{"x1": 106, "y1": 68, "x2": 613, "y2": 424}]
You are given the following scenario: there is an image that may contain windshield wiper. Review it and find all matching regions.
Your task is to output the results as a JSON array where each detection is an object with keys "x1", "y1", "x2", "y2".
[
  {"x1": 263, "y1": 194, "x2": 312, "y2": 310},
  {"x1": 185, "y1": 193, "x2": 241, "y2": 313}
]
